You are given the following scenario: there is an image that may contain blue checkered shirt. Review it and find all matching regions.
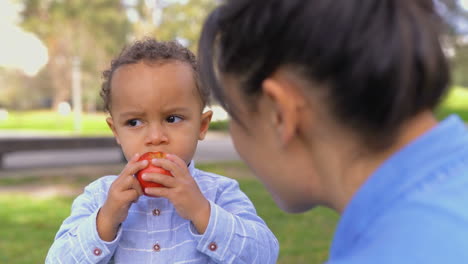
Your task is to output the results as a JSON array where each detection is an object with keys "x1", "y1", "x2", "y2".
[{"x1": 46, "y1": 162, "x2": 279, "y2": 263}]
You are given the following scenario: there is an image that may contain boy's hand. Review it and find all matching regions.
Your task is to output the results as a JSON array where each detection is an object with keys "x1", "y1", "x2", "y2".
[
  {"x1": 97, "y1": 153, "x2": 146, "y2": 241},
  {"x1": 143, "y1": 154, "x2": 211, "y2": 234}
]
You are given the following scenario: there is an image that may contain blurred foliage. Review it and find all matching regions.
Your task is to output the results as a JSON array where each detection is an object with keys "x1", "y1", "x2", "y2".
[
  {"x1": 452, "y1": 44, "x2": 468, "y2": 87},
  {"x1": 1, "y1": 0, "x2": 466, "y2": 111},
  {"x1": 1, "y1": 0, "x2": 216, "y2": 111},
  {"x1": 0, "y1": 67, "x2": 53, "y2": 110},
  {"x1": 209, "y1": 119, "x2": 229, "y2": 131},
  {"x1": 436, "y1": 0, "x2": 468, "y2": 88},
  {"x1": 19, "y1": 0, "x2": 132, "y2": 110},
  {"x1": 127, "y1": 0, "x2": 216, "y2": 53},
  {"x1": 156, "y1": 0, "x2": 216, "y2": 52},
  {"x1": 435, "y1": 0, "x2": 468, "y2": 35}
]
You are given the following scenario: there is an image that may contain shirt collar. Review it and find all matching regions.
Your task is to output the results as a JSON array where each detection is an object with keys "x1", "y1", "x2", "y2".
[
  {"x1": 188, "y1": 160, "x2": 196, "y2": 176},
  {"x1": 331, "y1": 115, "x2": 468, "y2": 256}
]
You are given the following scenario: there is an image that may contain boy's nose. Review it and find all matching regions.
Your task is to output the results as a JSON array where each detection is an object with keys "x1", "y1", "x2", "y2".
[{"x1": 145, "y1": 124, "x2": 169, "y2": 145}]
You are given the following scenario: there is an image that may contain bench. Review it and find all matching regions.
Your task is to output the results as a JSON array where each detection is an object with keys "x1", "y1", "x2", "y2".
[{"x1": 0, "y1": 136, "x2": 122, "y2": 169}]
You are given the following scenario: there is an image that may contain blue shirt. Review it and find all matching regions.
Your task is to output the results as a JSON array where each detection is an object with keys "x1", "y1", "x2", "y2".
[
  {"x1": 46, "y1": 162, "x2": 279, "y2": 263},
  {"x1": 329, "y1": 115, "x2": 468, "y2": 263}
]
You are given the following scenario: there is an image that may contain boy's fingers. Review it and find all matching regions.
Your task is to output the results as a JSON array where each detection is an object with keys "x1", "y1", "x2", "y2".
[
  {"x1": 145, "y1": 187, "x2": 170, "y2": 198},
  {"x1": 124, "y1": 153, "x2": 140, "y2": 167},
  {"x1": 123, "y1": 159, "x2": 148, "y2": 177},
  {"x1": 118, "y1": 173, "x2": 137, "y2": 190},
  {"x1": 114, "y1": 160, "x2": 147, "y2": 191},
  {"x1": 121, "y1": 153, "x2": 142, "y2": 173},
  {"x1": 132, "y1": 179, "x2": 144, "y2": 196},
  {"x1": 165, "y1": 154, "x2": 186, "y2": 169},
  {"x1": 131, "y1": 153, "x2": 140, "y2": 162},
  {"x1": 123, "y1": 189, "x2": 140, "y2": 203},
  {"x1": 142, "y1": 172, "x2": 176, "y2": 188},
  {"x1": 152, "y1": 158, "x2": 183, "y2": 178}
]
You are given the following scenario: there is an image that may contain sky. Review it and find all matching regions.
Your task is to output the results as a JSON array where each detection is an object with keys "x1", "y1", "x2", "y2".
[
  {"x1": 0, "y1": 0, "x2": 48, "y2": 76},
  {"x1": 461, "y1": 0, "x2": 468, "y2": 10}
]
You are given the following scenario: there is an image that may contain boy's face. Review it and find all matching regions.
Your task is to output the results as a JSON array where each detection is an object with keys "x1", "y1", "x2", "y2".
[{"x1": 106, "y1": 61, "x2": 212, "y2": 165}]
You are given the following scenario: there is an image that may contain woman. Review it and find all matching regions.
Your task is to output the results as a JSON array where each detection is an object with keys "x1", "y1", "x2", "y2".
[{"x1": 198, "y1": 0, "x2": 468, "y2": 263}]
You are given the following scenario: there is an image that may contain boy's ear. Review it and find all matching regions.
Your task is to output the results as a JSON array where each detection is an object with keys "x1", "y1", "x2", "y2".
[
  {"x1": 198, "y1": 110, "x2": 213, "y2": 140},
  {"x1": 106, "y1": 117, "x2": 121, "y2": 145}
]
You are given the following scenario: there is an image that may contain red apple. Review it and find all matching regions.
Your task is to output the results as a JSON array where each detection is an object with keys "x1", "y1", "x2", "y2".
[{"x1": 136, "y1": 152, "x2": 172, "y2": 196}]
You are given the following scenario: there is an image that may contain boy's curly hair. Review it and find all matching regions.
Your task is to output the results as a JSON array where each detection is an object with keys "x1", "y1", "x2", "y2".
[{"x1": 101, "y1": 38, "x2": 209, "y2": 112}]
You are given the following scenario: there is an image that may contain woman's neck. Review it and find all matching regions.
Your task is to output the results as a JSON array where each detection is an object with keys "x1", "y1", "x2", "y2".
[{"x1": 319, "y1": 111, "x2": 439, "y2": 213}]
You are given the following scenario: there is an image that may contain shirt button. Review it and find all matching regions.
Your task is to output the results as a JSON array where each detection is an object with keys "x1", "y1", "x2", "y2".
[
  {"x1": 93, "y1": 248, "x2": 102, "y2": 256},
  {"x1": 208, "y1": 242, "x2": 217, "y2": 251},
  {"x1": 153, "y1": 243, "x2": 161, "y2": 252},
  {"x1": 152, "y1": 209, "x2": 161, "y2": 216}
]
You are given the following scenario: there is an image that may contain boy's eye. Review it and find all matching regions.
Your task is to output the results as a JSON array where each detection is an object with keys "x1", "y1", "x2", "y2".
[
  {"x1": 126, "y1": 119, "x2": 142, "y2": 127},
  {"x1": 166, "y1": 115, "x2": 182, "y2": 123}
]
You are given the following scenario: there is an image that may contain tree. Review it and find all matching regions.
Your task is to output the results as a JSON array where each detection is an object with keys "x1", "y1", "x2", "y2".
[
  {"x1": 127, "y1": 0, "x2": 216, "y2": 52},
  {"x1": 18, "y1": 0, "x2": 217, "y2": 111},
  {"x1": 435, "y1": 0, "x2": 468, "y2": 87},
  {"x1": 19, "y1": 0, "x2": 132, "y2": 110}
]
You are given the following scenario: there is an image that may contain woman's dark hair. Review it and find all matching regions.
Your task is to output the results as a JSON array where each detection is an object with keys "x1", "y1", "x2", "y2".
[
  {"x1": 101, "y1": 38, "x2": 209, "y2": 112},
  {"x1": 199, "y1": 0, "x2": 450, "y2": 149}
]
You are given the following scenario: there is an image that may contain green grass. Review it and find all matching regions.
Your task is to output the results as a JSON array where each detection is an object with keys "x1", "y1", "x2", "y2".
[
  {"x1": 0, "y1": 110, "x2": 112, "y2": 136},
  {"x1": 239, "y1": 179, "x2": 338, "y2": 263},
  {"x1": 0, "y1": 195, "x2": 74, "y2": 264},
  {"x1": 208, "y1": 119, "x2": 229, "y2": 131},
  {"x1": 0, "y1": 162, "x2": 338, "y2": 263},
  {"x1": 0, "y1": 110, "x2": 229, "y2": 135},
  {"x1": 0, "y1": 86, "x2": 466, "y2": 136},
  {"x1": 436, "y1": 86, "x2": 468, "y2": 121}
]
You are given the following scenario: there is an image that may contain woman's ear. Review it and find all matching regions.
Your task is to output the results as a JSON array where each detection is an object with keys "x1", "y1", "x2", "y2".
[
  {"x1": 198, "y1": 110, "x2": 213, "y2": 140},
  {"x1": 262, "y1": 71, "x2": 306, "y2": 146},
  {"x1": 106, "y1": 117, "x2": 121, "y2": 145}
]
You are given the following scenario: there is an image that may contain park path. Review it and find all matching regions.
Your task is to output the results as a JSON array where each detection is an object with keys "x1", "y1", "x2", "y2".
[
  {"x1": 0, "y1": 131, "x2": 242, "y2": 197},
  {"x1": 0, "y1": 131, "x2": 240, "y2": 169}
]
